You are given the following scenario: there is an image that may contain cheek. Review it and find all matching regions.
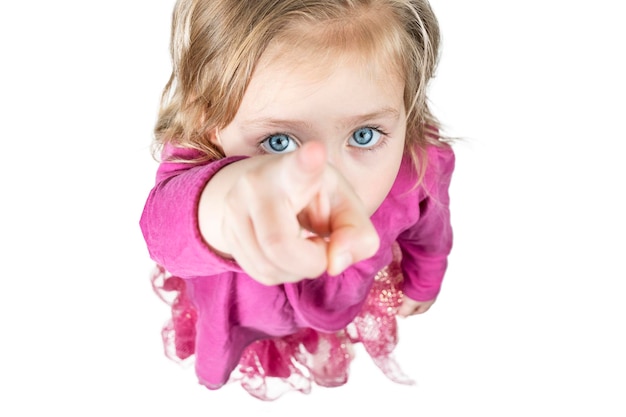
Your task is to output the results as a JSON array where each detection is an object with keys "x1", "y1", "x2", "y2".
[
  {"x1": 353, "y1": 158, "x2": 403, "y2": 216},
  {"x1": 367, "y1": 140, "x2": 406, "y2": 214},
  {"x1": 221, "y1": 141, "x2": 249, "y2": 157},
  {"x1": 219, "y1": 137, "x2": 257, "y2": 157},
  {"x1": 217, "y1": 124, "x2": 259, "y2": 157}
]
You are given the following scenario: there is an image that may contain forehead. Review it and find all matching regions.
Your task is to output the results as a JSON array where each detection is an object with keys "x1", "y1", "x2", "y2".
[
  {"x1": 261, "y1": 11, "x2": 406, "y2": 81},
  {"x1": 257, "y1": 43, "x2": 401, "y2": 91},
  {"x1": 234, "y1": 12, "x2": 408, "y2": 122},
  {"x1": 238, "y1": 44, "x2": 405, "y2": 128}
]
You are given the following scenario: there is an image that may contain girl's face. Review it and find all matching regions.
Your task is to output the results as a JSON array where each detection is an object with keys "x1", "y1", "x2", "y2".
[{"x1": 214, "y1": 48, "x2": 407, "y2": 216}]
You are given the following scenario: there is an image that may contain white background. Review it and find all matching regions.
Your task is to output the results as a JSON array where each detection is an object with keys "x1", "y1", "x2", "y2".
[{"x1": 1, "y1": 1, "x2": 624, "y2": 415}]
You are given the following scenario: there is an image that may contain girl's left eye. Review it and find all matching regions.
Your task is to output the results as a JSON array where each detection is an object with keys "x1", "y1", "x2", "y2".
[{"x1": 349, "y1": 127, "x2": 382, "y2": 148}]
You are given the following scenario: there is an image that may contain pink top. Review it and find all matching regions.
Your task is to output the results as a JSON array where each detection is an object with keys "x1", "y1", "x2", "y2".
[{"x1": 140, "y1": 144, "x2": 455, "y2": 388}]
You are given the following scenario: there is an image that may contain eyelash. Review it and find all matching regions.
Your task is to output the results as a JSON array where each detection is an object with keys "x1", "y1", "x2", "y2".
[
  {"x1": 256, "y1": 126, "x2": 392, "y2": 154},
  {"x1": 256, "y1": 132, "x2": 298, "y2": 155},
  {"x1": 353, "y1": 125, "x2": 390, "y2": 152}
]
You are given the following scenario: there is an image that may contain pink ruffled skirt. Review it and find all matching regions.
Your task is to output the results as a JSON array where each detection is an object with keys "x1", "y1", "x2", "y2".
[{"x1": 151, "y1": 247, "x2": 412, "y2": 400}]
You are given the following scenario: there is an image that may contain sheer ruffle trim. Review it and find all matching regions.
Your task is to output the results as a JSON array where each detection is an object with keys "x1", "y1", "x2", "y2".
[
  {"x1": 151, "y1": 246, "x2": 412, "y2": 401},
  {"x1": 151, "y1": 266, "x2": 196, "y2": 363}
]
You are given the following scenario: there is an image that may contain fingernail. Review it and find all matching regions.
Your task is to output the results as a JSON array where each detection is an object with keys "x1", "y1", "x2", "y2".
[{"x1": 332, "y1": 252, "x2": 352, "y2": 275}]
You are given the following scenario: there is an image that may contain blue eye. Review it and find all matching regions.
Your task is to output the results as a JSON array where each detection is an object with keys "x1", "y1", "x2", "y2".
[
  {"x1": 349, "y1": 127, "x2": 382, "y2": 148},
  {"x1": 260, "y1": 134, "x2": 298, "y2": 154}
]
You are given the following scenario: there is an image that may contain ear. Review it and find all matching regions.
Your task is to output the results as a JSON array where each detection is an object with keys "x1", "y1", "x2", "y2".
[{"x1": 208, "y1": 128, "x2": 222, "y2": 147}]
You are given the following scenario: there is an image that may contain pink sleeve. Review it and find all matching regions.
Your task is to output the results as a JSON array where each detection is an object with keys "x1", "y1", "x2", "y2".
[
  {"x1": 397, "y1": 145, "x2": 455, "y2": 301},
  {"x1": 139, "y1": 145, "x2": 246, "y2": 277}
]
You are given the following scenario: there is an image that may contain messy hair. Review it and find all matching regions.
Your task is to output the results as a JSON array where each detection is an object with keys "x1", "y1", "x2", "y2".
[{"x1": 154, "y1": 0, "x2": 445, "y2": 169}]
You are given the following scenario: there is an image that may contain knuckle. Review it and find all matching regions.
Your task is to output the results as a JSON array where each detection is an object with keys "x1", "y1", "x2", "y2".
[
  {"x1": 232, "y1": 173, "x2": 259, "y2": 201},
  {"x1": 223, "y1": 188, "x2": 242, "y2": 210},
  {"x1": 261, "y1": 232, "x2": 290, "y2": 257}
]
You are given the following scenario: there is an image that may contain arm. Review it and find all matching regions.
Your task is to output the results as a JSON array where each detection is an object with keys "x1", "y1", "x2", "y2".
[
  {"x1": 397, "y1": 145, "x2": 455, "y2": 315},
  {"x1": 197, "y1": 141, "x2": 379, "y2": 284},
  {"x1": 139, "y1": 144, "x2": 246, "y2": 277},
  {"x1": 140, "y1": 142, "x2": 379, "y2": 282}
]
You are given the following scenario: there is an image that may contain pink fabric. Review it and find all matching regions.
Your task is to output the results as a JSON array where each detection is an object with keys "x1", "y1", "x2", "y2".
[
  {"x1": 140, "y1": 143, "x2": 454, "y2": 392},
  {"x1": 152, "y1": 243, "x2": 414, "y2": 400}
]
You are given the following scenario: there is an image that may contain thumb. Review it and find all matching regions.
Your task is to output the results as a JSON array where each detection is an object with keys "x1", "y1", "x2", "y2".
[{"x1": 325, "y1": 189, "x2": 380, "y2": 275}]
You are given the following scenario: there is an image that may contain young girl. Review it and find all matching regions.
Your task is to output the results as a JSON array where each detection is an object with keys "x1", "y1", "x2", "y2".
[{"x1": 141, "y1": 0, "x2": 454, "y2": 400}]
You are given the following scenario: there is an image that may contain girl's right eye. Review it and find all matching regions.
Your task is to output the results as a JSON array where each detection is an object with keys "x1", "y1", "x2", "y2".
[{"x1": 259, "y1": 134, "x2": 298, "y2": 154}]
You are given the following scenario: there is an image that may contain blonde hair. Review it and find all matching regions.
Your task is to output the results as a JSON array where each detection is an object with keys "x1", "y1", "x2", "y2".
[{"x1": 154, "y1": 0, "x2": 445, "y2": 168}]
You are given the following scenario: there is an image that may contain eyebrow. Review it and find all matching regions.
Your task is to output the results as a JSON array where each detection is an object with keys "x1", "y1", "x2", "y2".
[
  {"x1": 338, "y1": 107, "x2": 401, "y2": 128},
  {"x1": 245, "y1": 107, "x2": 401, "y2": 131}
]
